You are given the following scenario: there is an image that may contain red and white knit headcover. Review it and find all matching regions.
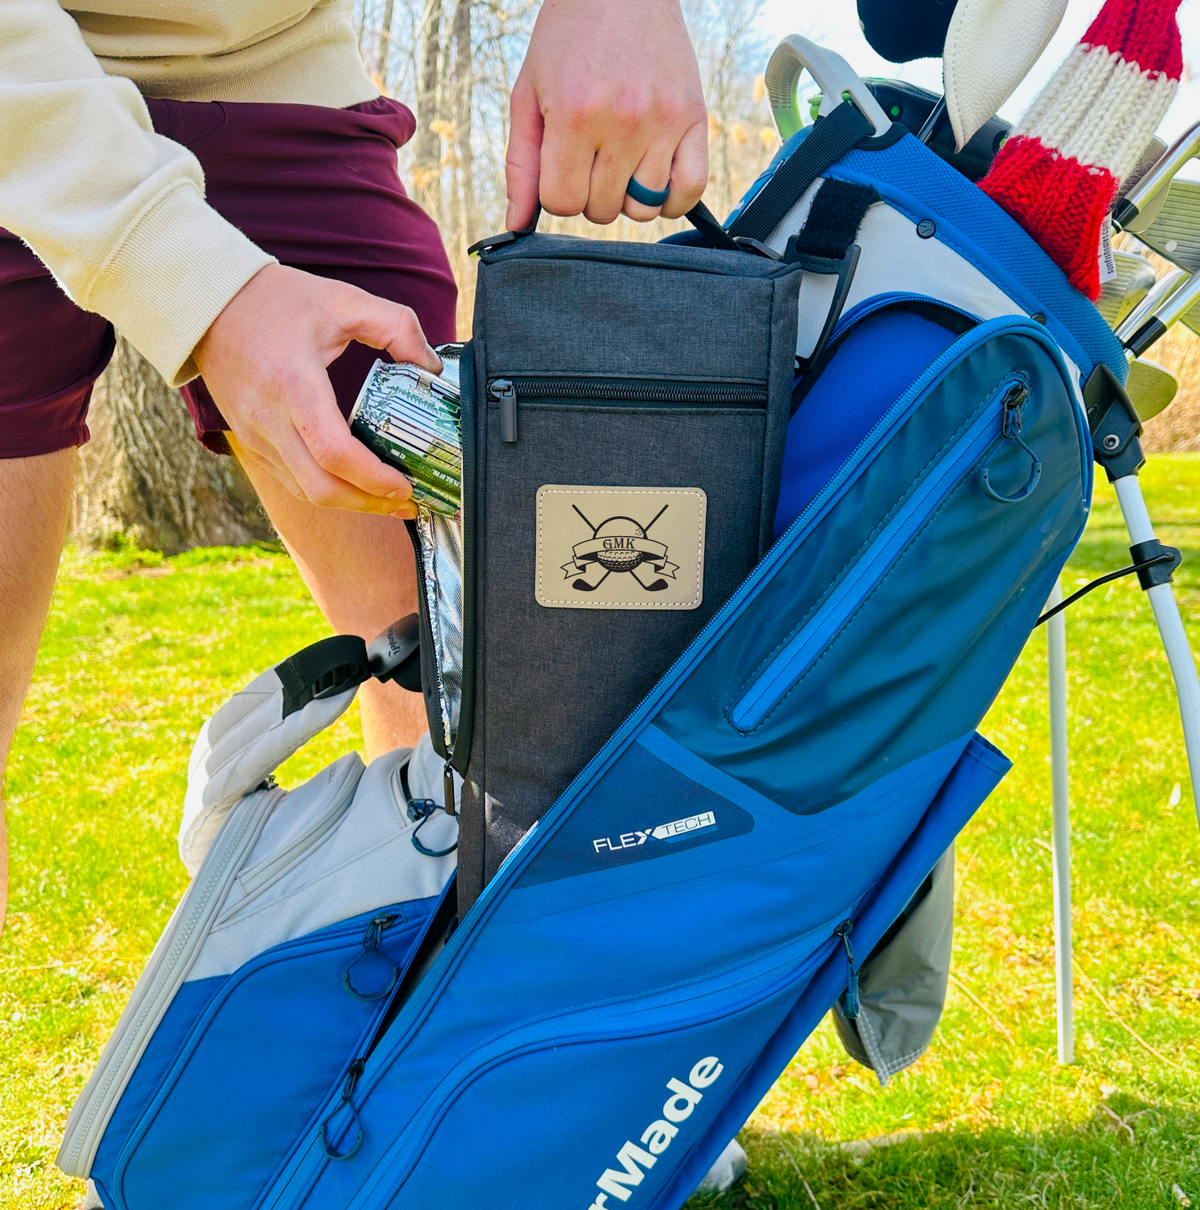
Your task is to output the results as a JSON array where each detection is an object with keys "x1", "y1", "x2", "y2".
[{"x1": 980, "y1": 0, "x2": 1184, "y2": 299}]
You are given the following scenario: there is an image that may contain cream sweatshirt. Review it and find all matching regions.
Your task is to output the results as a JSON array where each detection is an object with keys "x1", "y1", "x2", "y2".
[{"x1": 0, "y1": 1, "x2": 379, "y2": 386}]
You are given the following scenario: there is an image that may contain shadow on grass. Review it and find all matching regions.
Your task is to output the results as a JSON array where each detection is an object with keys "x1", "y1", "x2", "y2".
[{"x1": 685, "y1": 1096, "x2": 1200, "y2": 1210}]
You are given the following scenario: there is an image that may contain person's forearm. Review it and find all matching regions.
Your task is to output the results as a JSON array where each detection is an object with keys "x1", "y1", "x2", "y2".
[{"x1": 0, "y1": 0, "x2": 274, "y2": 384}]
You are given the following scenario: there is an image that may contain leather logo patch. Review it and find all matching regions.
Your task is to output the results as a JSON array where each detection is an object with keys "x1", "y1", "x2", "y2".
[{"x1": 535, "y1": 485, "x2": 706, "y2": 610}]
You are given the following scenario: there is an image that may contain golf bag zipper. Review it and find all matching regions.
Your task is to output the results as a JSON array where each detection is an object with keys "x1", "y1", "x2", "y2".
[
  {"x1": 730, "y1": 373, "x2": 1033, "y2": 730},
  {"x1": 487, "y1": 376, "x2": 770, "y2": 445},
  {"x1": 829, "y1": 292, "x2": 981, "y2": 347},
  {"x1": 834, "y1": 920, "x2": 859, "y2": 1019}
]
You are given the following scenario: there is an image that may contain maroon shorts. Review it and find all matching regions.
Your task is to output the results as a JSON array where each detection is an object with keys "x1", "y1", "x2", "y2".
[{"x1": 0, "y1": 97, "x2": 457, "y2": 458}]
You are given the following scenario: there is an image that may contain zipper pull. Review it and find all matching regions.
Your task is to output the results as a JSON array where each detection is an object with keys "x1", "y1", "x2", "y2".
[
  {"x1": 444, "y1": 761, "x2": 457, "y2": 818},
  {"x1": 343, "y1": 914, "x2": 400, "y2": 1001},
  {"x1": 1000, "y1": 382, "x2": 1029, "y2": 439},
  {"x1": 341, "y1": 1057, "x2": 365, "y2": 1102},
  {"x1": 362, "y1": 912, "x2": 395, "y2": 952},
  {"x1": 322, "y1": 1058, "x2": 367, "y2": 1160},
  {"x1": 834, "y1": 920, "x2": 859, "y2": 1020},
  {"x1": 981, "y1": 381, "x2": 1041, "y2": 505},
  {"x1": 490, "y1": 379, "x2": 518, "y2": 443}
]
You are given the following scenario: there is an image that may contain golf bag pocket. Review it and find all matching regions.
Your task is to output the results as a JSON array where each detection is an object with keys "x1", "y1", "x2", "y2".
[
  {"x1": 96, "y1": 902, "x2": 431, "y2": 1210},
  {"x1": 59, "y1": 656, "x2": 456, "y2": 1208},
  {"x1": 449, "y1": 235, "x2": 804, "y2": 906},
  {"x1": 279, "y1": 736, "x2": 1009, "y2": 1210}
]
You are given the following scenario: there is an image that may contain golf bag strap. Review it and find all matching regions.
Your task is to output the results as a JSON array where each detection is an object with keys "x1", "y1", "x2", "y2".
[
  {"x1": 781, "y1": 179, "x2": 879, "y2": 372},
  {"x1": 789, "y1": 178, "x2": 879, "y2": 260},
  {"x1": 276, "y1": 634, "x2": 371, "y2": 720},
  {"x1": 729, "y1": 102, "x2": 874, "y2": 243}
]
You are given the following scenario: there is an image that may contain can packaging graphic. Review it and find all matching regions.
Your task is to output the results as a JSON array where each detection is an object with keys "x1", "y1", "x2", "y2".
[{"x1": 349, "y1": 347, "x2": 463, "y2": 516}]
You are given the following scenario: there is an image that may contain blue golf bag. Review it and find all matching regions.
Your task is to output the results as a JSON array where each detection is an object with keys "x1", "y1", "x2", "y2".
[{"x1": 60, "y1": 40, "x2": 1127, "y2": 1210}]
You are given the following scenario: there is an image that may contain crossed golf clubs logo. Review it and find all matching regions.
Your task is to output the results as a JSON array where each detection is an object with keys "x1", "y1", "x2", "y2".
[{"x1": 561, "y1": 502, "x2": 681, "y2": 593}]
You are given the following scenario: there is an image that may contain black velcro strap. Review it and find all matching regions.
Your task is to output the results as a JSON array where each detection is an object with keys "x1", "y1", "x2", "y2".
[
  {"x1": 790, "y1": 179, "x2": 880, "y2": 260},
  {"x1": 729, "y1": 103, "x2": 874, "y2": 244},
  {"x1": 685, "y1": 200, "x2": 740, "y2": 250},
  {"x1": 276, "y1": 634, "x2": 371, "y2": 719}
]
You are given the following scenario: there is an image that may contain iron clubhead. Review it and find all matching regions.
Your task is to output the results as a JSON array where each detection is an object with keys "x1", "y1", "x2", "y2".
[
  {"x1": 1096, "y1": 251, "x2": 1157, "y2": 328},
  {"x1": 1125, "y1": 357, "x2": 1179, "y2": 422},
  {"x1": 1115, "y1": 119, "x2": 1200, "y2": 235},
  {"x1": 1137, "y1": 179, "x2": 1200, "y2": 335}
]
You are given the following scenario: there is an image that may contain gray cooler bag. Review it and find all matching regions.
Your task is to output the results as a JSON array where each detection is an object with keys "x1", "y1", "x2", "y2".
[{"x1": 429, "y1": 232, "x2": 804, "y2": 909}]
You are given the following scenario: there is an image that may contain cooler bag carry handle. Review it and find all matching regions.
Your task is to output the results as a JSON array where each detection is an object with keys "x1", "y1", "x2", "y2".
[{"x1": 468, "y1": 199, "x2": 739, "y2": 256}]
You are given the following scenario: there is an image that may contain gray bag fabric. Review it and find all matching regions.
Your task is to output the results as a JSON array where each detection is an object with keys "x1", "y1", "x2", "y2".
[
  {"x1": 831, "y1": 847, "x2": 955, "y2": 1083},
  {"x1": 423, "y1": 233, "x2": 803, "y2": 910}
]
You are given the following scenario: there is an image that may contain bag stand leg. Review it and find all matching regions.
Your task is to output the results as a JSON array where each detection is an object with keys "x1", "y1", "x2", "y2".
[
  {"x1": 1046, "y1": 578, "x2": 1075, "y2": 1064},
  {"x1": 1112, "y1": 474, "x2": 1200, "y2": 833},
  {"x1": 1046, "y1": 470, "x2": 1200, "y2": 1065}
]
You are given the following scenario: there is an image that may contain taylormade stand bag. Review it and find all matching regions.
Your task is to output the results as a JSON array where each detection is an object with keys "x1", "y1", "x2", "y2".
[{"x1": 61, "y1": 37, "x2": 1132, "y2": 1210}]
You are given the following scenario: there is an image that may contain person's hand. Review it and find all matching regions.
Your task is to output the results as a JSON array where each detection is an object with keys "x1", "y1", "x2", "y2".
[
  {"x1": 193, "y1": 264, "x2": 443, "y2": 517},
  {"x1": 505, "y1": 0, "x2": 708, "y2": 229}
]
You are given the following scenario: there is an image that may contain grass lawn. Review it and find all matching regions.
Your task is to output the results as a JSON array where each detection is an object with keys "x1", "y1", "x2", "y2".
[{"x1": 3, "y1": 459, "x2": 1199, "y2": 1210}]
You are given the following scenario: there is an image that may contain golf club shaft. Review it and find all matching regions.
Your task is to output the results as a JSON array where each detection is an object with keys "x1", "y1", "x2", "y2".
[
  {"x1": 1124, "y1": 265, "x2": 1200, "y2": 358},
  {"x1": 1115, "y1": 267, "x2": 1187, "y2": 343},
  {"x1": 1113, "y1": 119, "x2": 1200, "y2": 231}
]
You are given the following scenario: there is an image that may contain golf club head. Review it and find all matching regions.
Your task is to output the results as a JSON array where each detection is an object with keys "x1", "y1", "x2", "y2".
[
  {"x1": 1125, "y1": 357, "x2": 1179, "y2": 422},
  {"x1": 1136, "y1": 179, "x2": 1200, "y2": 278},
  {"x1": 1114, "y1": 119, "x2": 1200, "y2": 234},
  {"x1": 1095, "y1": 251, "x2": 1157, "y2": 328},
  {"x1": 1119, "y1": 137, "x2": 1168, "y2": 200},
  {"x1": 1115, "y1": 137, "x2": 1170, "y2": 231},
  {"x1": 942, "y1": 0, "x2": 1068, "y2": 152},
  {"x1": 1115, "y1": 268, "x2": 1188, "y2": 343}
]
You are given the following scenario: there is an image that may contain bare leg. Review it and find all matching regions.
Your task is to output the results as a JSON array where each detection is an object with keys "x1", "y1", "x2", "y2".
[
  {"x1": 0, "y1": 448, "x2": 76, "y2": 934},
  {"x1": 229, "y1": 437, "x2": 427, "y2": 761}
]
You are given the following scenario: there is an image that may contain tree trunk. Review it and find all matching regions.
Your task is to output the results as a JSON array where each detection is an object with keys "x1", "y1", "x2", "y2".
[
  {"x1": 452, "y1": 0, "x2": 474, "y2": 235},
  {"x1": 415, "y1": 0, "x2": 446, "y2": 213},
  {"x1": 375, "y1": 0, "x2": 397, "y2": 82},
  {"x1": 72, "y1": 337, "x2": 273, "y2": 555}
]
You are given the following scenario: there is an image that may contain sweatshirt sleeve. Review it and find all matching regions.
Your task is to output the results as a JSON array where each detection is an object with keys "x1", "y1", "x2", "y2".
[{"x1": 0, "y1": 1, "x2": 277, "y2": 386}]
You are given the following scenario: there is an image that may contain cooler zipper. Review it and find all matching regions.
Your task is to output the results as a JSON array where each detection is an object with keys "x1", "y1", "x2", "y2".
[
  {"x1": 730, "y1": 376, "x2": 1030, "y2": 730},
  {"x1": 405, "y1": 344, "x2": 477, "y2": 787},
  {"x1": 487, "y1": 377, "x2": 769, "y2": 444}
]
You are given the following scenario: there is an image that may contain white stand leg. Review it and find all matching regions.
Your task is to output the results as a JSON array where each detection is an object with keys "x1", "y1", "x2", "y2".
[
  {"x1": 1113, "y1": 475, "x2": 1200, "y2": 833},
  {"x1": 1046, "y1": 577, "x2": 1074, "y2": 1065}
]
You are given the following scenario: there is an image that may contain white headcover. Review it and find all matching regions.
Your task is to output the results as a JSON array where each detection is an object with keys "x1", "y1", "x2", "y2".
[{"x1": 943, "y1": 0, "x2": 1068, "y2": 152}]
